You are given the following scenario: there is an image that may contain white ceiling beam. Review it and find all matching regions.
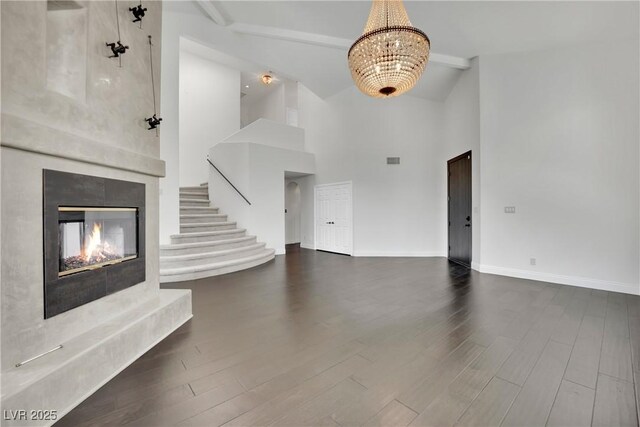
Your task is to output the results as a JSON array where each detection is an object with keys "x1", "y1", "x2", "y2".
[
  {"x1": 196, "y1": 0, "x2": 228, "y2": 26},
  {"x1": 229, "y1": 22, "x2": 352, "y2": 50},
  {"x1": 429, "y1": 53, "x2": 471, "y2": 70},
  {"x1": 228, "y1": 22, "x2": 471, "y2": 70}
]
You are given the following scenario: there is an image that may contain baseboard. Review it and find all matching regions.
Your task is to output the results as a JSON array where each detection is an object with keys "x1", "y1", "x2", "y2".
[
  {"x1": 477, "y1": 264, "x2": 639, "y2": 296},
  {"x1": 352, "y1": 251, "x2": 447, "y2": 257},
  {"x1": 470, "y1": 261, "x2": 481, "y2": 272},
  {"x1": 300, "y1": 243, "x2": 315, "y2": 250}
]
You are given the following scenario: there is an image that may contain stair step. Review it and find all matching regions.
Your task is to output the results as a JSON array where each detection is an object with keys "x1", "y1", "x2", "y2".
[
  {"x1": 160, "y1": 243, "x2": 267, "y2": 268},
  {"x1": 160, "y1": 236, "x2": 257, "y2": 256},
  {"x1": 159, "y1": 249, "x2": 275, "y2": 283},
  {"x1": 180, "y1": 186, "x2": 208, "y2": 192},
  {"x1": 180, "y1": 198, "x2": 210, "y2": 207},
  {"x1": 170, "y1": 229, "x2": 247, "y2": 244},
  {"x1": 179, "y1": 191, "x2": 209, "y2": 200},
  {"x1": 180, "y1": 214, "x2": 228, "y2": 224},
  {"x1": 180, "y1": 221, "x2": 236, "y2": 233},
  {"x1": 180, "y1": 206, "x2": 219, "y2": 215}
]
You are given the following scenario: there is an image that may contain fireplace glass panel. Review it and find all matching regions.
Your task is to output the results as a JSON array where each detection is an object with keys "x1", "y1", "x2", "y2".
[{"x1": 58, "y1": 207, "x2": 138, "y2": 276}]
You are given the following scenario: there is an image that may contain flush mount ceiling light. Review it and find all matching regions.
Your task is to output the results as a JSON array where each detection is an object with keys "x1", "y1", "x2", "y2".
[
  {"x1": 348, "y1": 0, "x2": 430, "y2": 98},
  {"x1": 261, "y1": 73, "x2": 274, "y2": 85}
]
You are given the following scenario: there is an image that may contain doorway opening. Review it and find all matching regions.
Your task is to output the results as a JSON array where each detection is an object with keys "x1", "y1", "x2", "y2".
[
  {"x1": 448, "y1": 151, "x2": 472, "y2": 267},
  {"x1": 285, "y1": 180, "x2": 302, "y2": 251}
]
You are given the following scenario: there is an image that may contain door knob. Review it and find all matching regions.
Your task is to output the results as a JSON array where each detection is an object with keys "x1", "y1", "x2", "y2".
[
  {"x1": 465, "y1": 224, "x2": 471, "y2": 227},
  {"x1": 466, "y1": 216, "x2": 471, "y2": 221}
]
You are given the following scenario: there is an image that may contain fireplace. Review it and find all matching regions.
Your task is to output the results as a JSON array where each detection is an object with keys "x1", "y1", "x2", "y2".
[
  {"x1": 58, "y1": 207, "x2": 138, "y2": 276},
  {"x1": 43, "y1": 170, "x2": 146, "y2": 318}
]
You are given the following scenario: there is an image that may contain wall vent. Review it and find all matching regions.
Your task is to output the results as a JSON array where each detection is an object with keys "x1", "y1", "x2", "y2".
[{"x1": 386, "y1": 157, "x2": 400, "y2": 165}]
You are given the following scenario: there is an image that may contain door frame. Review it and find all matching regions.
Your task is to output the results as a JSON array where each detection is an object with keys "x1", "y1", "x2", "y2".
[
  {"x1": 447, "y1": 151, "x2": 472, "y2": 267},
  {"x1": 314, "y1": 181, "x2": 353, "y2": 256}
]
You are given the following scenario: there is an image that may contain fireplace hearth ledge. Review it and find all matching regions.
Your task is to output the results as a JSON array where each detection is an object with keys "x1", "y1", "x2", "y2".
[{"x1": 0, "y1": 289, "x2": 192, "y2": 427}]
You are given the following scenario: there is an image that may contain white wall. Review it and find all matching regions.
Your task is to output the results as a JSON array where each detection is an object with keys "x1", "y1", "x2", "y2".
[
  {"x1": 179, "y1": 50, "x2": 240, "y2": 186},
  {"x1": 477, "y1": 40, "x2": 639, "y2": 294},
  {"x1": 241, "y1": 79, "x2": 300, "y2": 128},
  {"x1": 241, "y1": 83, "x2": 286, "y2": 127},
  {"x1": 298, "y1": 85, "x2": 447, "y2": 256},
  {"x1": 444, "y1": 58, "x2": 481, "y2": 266},
  {"x1": 159, "y1": 3, "x2": 181, "y2": 244}
]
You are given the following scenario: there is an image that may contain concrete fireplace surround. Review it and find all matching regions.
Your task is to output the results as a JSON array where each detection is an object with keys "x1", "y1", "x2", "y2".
[{"x1": 0, "y1": 1, "x2": 192, "y2": 425}]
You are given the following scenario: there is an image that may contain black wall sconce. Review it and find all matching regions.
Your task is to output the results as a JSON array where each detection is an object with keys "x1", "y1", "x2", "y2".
[
  {"x1": 130, "y1": 3, "x2": 147, "y2": 27},
  {"x1": 145, "y1": 115, "x2": 162, "y2": 130},
  {"x1": 106, "y1": 41, "x2": 128, "y2": 58},
  {"x1": 107, "y1": 0, "x2": 128, "y2": 67}
]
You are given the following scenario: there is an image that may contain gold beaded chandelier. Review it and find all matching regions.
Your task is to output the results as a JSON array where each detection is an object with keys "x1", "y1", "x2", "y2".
[{"x1": 348, "y1": 0, "x2": 430, "y2": 98}]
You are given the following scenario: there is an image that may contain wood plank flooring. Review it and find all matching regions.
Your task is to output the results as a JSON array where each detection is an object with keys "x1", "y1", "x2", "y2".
[{"x1": 57, "y1": 250, "x2": 640, "y2": 427}]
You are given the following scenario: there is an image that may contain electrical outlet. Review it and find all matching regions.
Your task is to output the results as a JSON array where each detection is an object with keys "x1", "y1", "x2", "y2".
[
  {"x1": 504, "y1": 206, "x2": 516, "y2": 213},
  {"x1": 530, "y1": 258, "x2": 536, "y2": 266}
]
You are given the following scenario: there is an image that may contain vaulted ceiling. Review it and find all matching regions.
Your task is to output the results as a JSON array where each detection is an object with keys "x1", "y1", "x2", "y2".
[{"x1": 171, "y1": 1, "x2": 638, "y2": 101}]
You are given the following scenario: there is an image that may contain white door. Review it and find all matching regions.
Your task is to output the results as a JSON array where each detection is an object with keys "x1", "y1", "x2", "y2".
[
  {"x1": 315, "y1": 186, "x2": 333, "y2": 251},
  {"x1": 315, "y1": 182, "x2": 352, "y2": 255}
]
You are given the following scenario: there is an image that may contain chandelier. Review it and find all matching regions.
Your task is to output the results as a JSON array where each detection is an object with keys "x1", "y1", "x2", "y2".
[{"x1": 348, "y1": 0, "x2": 430, "y2": 98}]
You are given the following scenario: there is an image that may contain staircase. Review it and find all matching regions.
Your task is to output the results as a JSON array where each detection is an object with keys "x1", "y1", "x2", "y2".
[{"x1": 159, "y1": 184, "x2": 275, "y2": 283}]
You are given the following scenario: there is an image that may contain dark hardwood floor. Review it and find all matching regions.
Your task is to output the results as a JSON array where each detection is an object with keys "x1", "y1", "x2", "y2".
[{"x1": 57, "y1": 250, "x2": 640, "y2": 426}]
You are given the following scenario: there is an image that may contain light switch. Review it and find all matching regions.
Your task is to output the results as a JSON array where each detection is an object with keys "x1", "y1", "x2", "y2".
[{"x1": 504, "y1": 206, "x2": 516, "y2": 213}]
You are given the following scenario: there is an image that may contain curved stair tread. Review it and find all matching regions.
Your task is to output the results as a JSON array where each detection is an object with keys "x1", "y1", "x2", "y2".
[
  {"x1": 179, "y1": 206, "x2": 219, "y2": 210},
  {"x1": 170, "y1": 228, "x2": 247, "y2": 239},
  {"x1": 160, "y1": 249, "x2": 275, "y2": 276},
  {"x1": 161, "y1": 236, "x2": 256, "y2": 250},
  {"x1": 180, "y1": 214, "x2": 227, "y2": 218},
  {"x1": 160, "y1": 243, "x2": 266, "y2": 261},
  {"x1": 180, "y1": 184, "x2": 207, "y2": 190},
  {"x1": 180, "y1": 208, "x2": 220, "y2": 215},
  {"x1": 181, "y1": 221, "x2": 236, "y2": 227},
  {"x1": 180, "y1": 198, "x2": 210, "y2": 203}
]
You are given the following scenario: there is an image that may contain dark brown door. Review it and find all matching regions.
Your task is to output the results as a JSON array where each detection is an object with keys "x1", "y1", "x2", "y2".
[{"x1": 448, "y1": 151, "x2": 472, "y2": 267}]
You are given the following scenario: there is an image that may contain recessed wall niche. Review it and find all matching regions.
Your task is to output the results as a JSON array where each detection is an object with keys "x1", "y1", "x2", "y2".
[{"x1": 46, "y1": 0, "x2": 87, "y2": 101}]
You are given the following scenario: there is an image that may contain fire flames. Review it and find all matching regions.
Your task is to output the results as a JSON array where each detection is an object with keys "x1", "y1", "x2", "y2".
[
  {"x1": 60, "y1": 219, "x2": 133, "y2": 276},
  {"x1": 82, "y1": 223, "x2": 116, "y2": 262}
]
